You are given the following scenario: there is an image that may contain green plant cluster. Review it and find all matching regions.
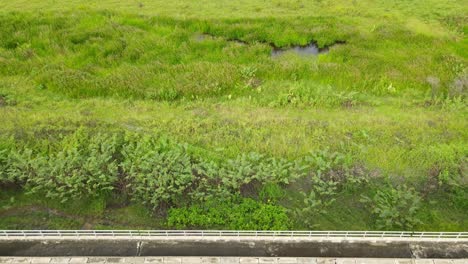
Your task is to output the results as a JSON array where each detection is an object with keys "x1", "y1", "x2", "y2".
[
  {"x1": 0, "y1": 0, "x2": 466, "y2": 230},
  {"x1": 121, "y1": 135, "x2": 312, "y2": 210},
  {"x1": 1, "y1": 129, "x2": 466, "y2": 230},
  {"x1": 1, "y1": 131, "x2": 119, "y2": 202},
  {"x1": 0, "y1": 130, "x2": 353, "y2": 206},
  {"x1": 361, "y1": 185, "x2": 422, "y2": 230},
  {"x1": 167, "y1": 198, "x2": 290, "y2": 230}
]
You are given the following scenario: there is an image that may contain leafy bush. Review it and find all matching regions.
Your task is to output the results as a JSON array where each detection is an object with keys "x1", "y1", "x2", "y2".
[
  {"x1": 188, "y1": 160, "x2": 232, "y2": 203},
  {"x1": 122, "y1": 136, "x2": 196, "y2": 208},
  {"x1": 0, "y1": 145, "x2": 11, "y2": 184},
  {"x1": 24, "y1": 130, "x2": 120, "y2": 202},
  {"x1": 449, "y1": 186, "x2": 468, "y2": 210},
  {"x1": 303, "y1": 149, "x2": 356, "y2": 182},
  {"x1": 0, "y1": 138, "x2": 41, "y2": 185},
  {"x1": 289, "y1": 149, "x2": 364, "y2": 227},
  {"x1": 361, "y1": 185, "x2": 422, "y2": 230},
  {"x1": 122, "y1": 139, "x2": 308, "y2": 208},
  {"x1": 167, "y1": 198, "x2": 290, "y2": 230},
  {"x1": 224, "y1": 152, "x2": 306, "y2": 191},
  {"x1": 1, "y1": 147, "x2": 36, "y2": 186},
  {"x1": 290, "y1": 174, "x2": 338, "y2": 227}
]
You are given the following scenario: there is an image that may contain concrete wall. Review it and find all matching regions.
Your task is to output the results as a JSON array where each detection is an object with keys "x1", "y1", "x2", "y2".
[{"x1": 1, "y1": 238, "x2": 467, "y2": 258}]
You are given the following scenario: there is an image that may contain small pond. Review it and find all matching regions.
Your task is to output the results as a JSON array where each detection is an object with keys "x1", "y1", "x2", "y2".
[{"x1": 271, "y1": 43, "x2": 329, "y2": 57}]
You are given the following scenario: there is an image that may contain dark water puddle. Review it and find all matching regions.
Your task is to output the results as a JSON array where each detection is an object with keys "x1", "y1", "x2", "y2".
[
  {"x1": 271, "y1": 43, "x2": 328, "y2": 57},
  {"x1": 195, "y1": 33, "x2": 345, "y2": 57},
  {"x1": 271, "y1": 41, "x2": 345, "y2": 57}
]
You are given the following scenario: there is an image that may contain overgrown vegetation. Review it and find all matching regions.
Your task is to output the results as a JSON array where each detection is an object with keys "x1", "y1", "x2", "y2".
[
  {"x1": 0, "y1": 0, "x2": 466, "y2": 230},
  {"x1": 0, "y1": 130, "x2": 466, "y2": 230},
  {"x1": 361, "y1": 185, "x2": 422, "y2": 230}
]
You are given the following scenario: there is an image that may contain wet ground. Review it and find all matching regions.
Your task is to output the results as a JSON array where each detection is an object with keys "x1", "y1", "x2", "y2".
[
  {"x1": 271, "y1": 43, "x2": 328, "y2": 57},
  {"x1": 194, "y1": 33, "x2": 339, "y2": 57}
]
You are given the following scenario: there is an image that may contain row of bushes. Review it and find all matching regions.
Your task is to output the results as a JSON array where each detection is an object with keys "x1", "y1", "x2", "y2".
[
  {"x1": 0, "y1": 129, "x2": 357, "y2": 230},
  {"x1": 1, "y1": 129, "x2": 465, "y2": 230},
  {"x1": 0, "y1": 130, "x2": 351, "y2": 205}
]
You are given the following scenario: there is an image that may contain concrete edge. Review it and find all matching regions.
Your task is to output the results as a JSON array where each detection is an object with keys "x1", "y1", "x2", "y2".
[{"x1": 0, "y1": 238, "x2": 467, "y2": 258}]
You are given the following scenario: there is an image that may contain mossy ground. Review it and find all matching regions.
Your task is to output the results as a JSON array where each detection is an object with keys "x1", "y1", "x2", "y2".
[{"x1": 0, "y1": 0, "x2": 466, "y2": 230}]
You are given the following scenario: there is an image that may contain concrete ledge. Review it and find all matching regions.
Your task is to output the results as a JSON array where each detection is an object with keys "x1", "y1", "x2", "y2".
[
  {"x1": 0, "y1": 237, "x2": 467, "y2": 258},
  {"x1": 1, "y1": 257, "x2": 468, "y2": 264}
]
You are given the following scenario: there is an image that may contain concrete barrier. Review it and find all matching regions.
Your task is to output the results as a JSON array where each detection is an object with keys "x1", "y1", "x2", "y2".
[{"x1": 1, "y1": 237, "x2": 467, "y2": 258}]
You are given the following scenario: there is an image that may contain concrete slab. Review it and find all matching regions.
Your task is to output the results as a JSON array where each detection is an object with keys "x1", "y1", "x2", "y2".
[
  {"x1": 259, "y1": 258, "x2": 276, "y2": 263},
  {"x1": 297, "y1": 258, "x2": 317, "y2": 264},
  {"x1": 395, "y1": 260, "x2": 414, "y2": 264},
  {"x1": 181, "y1": 257, "x2": 203, "y2": 263},
  {"x1": 433, "y1": 260, "x2": 452, "y2": 264},
  {"x1": 127, "y1": 258, "x2": 145, "y2": 264},
  {"x1": 50, "y1": 258, "x2": 71, "y2": 264},
  {"x1": 144, "y1": 258, "x2": 164, "y2": 263},
  {"x1": 336, "y1": 258, "x2": 356, "y2": 264},
  {"x1": 278, "y1": 258, "x2": 297, "y2": 264},
  {"x1": 9, "y1": 258, "x2": 29, "y2": 263},
  {"x1": 107, "y1": 258, "x2": 126, "y2": 263},
  {"x1": 2, "y1": 237, "x2": 467, "y2": 258},
  {"x1": 30, "y1": 258, "x2": 51, "y2": 264},
  {"x1": 414, "y1": 260, "x2": 434, "y2": 264},
  {"x1": 87, "y1": 258, "x2": 107, "y2": 264},
  {"x1": 202, "y1": 257, "x2": 221, "y2": 263},
  {"x1": 297, "y1": 258, "x2": 316, "y2": 264},
  {"x1": 239, "y1": 258, "x2": 259, "y2": 264},
  {"x1": 219, "y1": 258, "x2": 239, "y2": 264},
  {"x1": 0, "y1": 257, "x2": 466, "y2": 264},
  {"x1": 69, "y1": 258, "x2": 88, "y2": 263},
  {"x1": 316, "y1": 259, "x2": 335, "y2": 264},
  {"x1": 163, "y1": 258, "x2": 181, "y2": 264},
  {"x1": 356, "y1": 259, "x2": 395, "y2": 264}
]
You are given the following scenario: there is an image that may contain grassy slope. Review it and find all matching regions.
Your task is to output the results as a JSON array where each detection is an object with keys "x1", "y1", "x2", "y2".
[{"x1": 0, "y1": 0, "x2": 466, "y2": 230}]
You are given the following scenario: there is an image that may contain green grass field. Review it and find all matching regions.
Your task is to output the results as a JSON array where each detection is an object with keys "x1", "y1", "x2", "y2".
[{"x1": 0, "y1": 0, "x2": 467, "y2": 231}]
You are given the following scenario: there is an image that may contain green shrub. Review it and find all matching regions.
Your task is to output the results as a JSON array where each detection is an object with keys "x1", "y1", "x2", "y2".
[
  {"x1": 303, "y1": 149, "x2": 355, "y2": 182},
  {"x1": 224, "y1": 152, "x2": 306, "y2": 190},
  {"x1": 167, "y1": 198, "x2": 290, "y2": 230},
  {"x1": 450, "y1": 186, "x2": 468, "y2": 210},
  {"x1": 361, "y1": 185, "x2": 422, "y2": 230},
  {"x1": 123, "y1": 138, "x2": 313, "y2": 209},
  {"x1": 1, "y1": 147, "x2": 35, "y2": 186},
  {"x1": 290, "y1": 174, "x2": 338, "y2": 228},
  {"x1": 189, "y1": 160, "x2": 232, "y2": 202},
  {"x1": 0, "y1": 145, "x2": 11, "y2": 184},
  {"x1": 289, "y1": 149, "x2": 363, "y2": 227},
  {"x1": 23, "y1": 130, "x2": 120, "y2": 203},
  {"x1": 122, "y1": 136, "x2": 196, "y2": 208}
]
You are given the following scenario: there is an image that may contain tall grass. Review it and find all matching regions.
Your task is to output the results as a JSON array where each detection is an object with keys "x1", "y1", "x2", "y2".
[{"x1": 0, "y1": 0, "x2": 466, "y2": 230}]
